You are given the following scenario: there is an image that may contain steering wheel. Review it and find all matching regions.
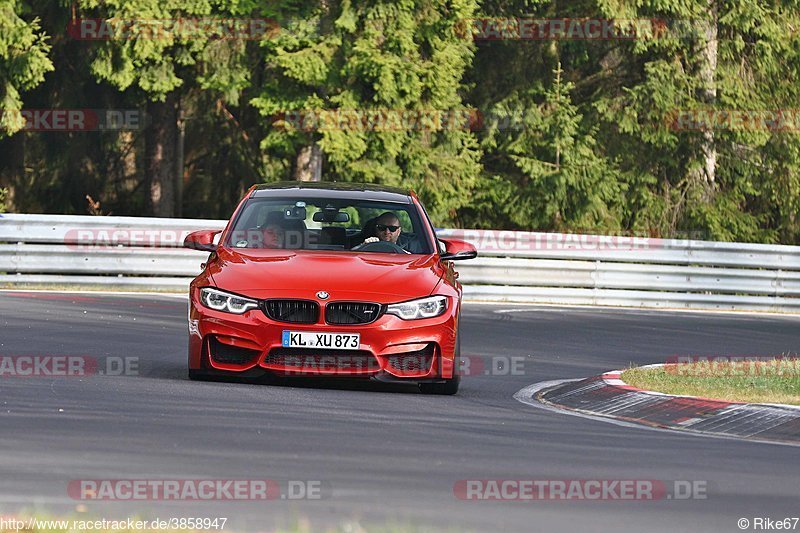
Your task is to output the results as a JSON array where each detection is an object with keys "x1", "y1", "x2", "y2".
[{"x1": 352, "y1": 240, "x2": 409, "y2": 254}]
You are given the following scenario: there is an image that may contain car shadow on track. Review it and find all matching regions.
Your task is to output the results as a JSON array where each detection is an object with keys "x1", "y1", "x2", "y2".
[
  {"x1": 221, "y1": 375, "x2": 423, "y2": 394},
  {"x1": 135, "y1": 358, "x2": 424, "y2": 394}
]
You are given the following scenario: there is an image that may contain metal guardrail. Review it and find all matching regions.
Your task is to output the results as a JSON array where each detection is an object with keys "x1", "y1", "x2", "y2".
[{"x1": 1, "y1": 214, "x2": 799, "y2": 312}]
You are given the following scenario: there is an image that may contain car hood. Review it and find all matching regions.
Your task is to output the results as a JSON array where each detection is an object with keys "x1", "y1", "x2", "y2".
[{"x1": 208, "y1": 248, "x2": 444, "y2": 302}]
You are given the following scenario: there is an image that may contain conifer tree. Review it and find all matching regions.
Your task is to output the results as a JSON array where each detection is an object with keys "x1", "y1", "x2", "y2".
[
  {"x1": 0, "y1": 0, "x2": 53, "y2": 136},
  {"x1": 252, "y1": 0, "x2": 482, "y2": 224}
]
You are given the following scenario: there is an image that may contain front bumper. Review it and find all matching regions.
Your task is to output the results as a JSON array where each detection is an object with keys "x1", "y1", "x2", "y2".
[{"x1": 188, "y1": 288, "x2": 459, "y2": 380}]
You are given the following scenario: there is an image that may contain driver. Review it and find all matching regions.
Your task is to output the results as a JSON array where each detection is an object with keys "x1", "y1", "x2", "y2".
[
  {"x1": 364, "y1": 212, "x2": 403, "y2": 246},
  {"x1": 359, "y1": 212, "x2": 423, "y2": 253}
]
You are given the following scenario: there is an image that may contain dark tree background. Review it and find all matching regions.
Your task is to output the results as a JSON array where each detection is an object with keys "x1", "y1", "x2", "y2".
[{"x1": 1, "y1": 0, "x2": 799, "y2": 243}]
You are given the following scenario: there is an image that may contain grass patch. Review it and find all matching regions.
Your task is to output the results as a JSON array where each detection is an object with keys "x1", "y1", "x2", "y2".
[{"x1": 623, "y1": 358, "x2": 800, "y2": 405}]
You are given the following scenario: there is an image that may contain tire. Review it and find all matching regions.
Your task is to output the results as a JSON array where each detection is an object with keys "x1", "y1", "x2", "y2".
[
  {"x1": 188, "y1": 369, "x2": 210, "y2": 381},
  {"x1": 419, "y1": 326, "x2": 461, "y2": 395},
  {"x1": 418, "y1": 373, "x2": 460, "y2": 395}
]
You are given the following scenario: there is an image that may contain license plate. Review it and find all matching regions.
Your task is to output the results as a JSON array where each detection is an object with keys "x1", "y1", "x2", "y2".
[{"x1": 282, "y1": 331, "x2": 360, "y2": 350}]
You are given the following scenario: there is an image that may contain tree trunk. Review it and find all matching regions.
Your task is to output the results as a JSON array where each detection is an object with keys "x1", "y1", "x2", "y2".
[
  {"x1": 695, "y1": 1, "x2": 718, "y2": 185},
  {"x1": 293, "y1": 143, "x2": 323, "y2": 181},
  {"x1": 0, "y1": 134, "x2": 25, "y2": 211},
  {"x1": 176, "y1": 105, "x2": 185, "y2": 217},
  {"x1": 145, "y1": 94, "x2": 178, "y2": 216}
]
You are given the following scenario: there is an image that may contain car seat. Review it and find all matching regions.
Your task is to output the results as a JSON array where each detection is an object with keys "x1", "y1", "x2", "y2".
[
  {"x1": 319, "y1": 226, "x2": 348, "y2": 247},
  {"x1": 350, "y1": 216, "x2": 378, "y2": 248},
  {"x1": 264, "y1": 211, "x2": 307, "y2": 249}
]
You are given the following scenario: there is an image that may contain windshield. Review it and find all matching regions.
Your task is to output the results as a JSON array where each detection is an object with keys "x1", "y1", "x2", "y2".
[{"x1": 226, "y1": 197, "x2": 434, "y2": 254}]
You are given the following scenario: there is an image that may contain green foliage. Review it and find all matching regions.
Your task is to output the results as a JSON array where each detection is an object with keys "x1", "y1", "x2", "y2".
[
  {"x1": 589, "y1": 0, "x2": 800, "y2": 240},
  {"x1": 0, "y1": 187, "x2": 7, "y2": 212},
  {"x1": 0, "y1": 0, "x2": 53, "y2": 136},
  {"x1": 462, "y1": 0, "x2": 800, "y2": 241},
  {"x1": 77, "y1": 0, "x2": 257, "y2": 102},
  {"x1": 1, "y1": 0, "x2": 800, "y2": 244},
  {"x1": 252, "y1": 0, "x2": 482, "y2": 224},
  {"x1": 472, "y1": 64, "x2": 623, "y2": 231}
]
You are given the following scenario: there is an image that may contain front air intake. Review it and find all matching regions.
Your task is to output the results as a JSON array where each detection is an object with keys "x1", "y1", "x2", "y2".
[
  {"x1": 386, "y1": 344, "x2": 435, "y2": 375},
  {"x1": 208, "y1": 336, "x2": 260, "y2": 365}
]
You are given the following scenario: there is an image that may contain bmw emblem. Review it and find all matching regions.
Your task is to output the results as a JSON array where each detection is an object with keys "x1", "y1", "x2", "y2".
[{"x1": 316, "y1": 291, "x2": 330, "y2": 300}]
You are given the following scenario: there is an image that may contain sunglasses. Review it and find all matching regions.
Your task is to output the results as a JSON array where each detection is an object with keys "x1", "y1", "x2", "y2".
[{"x1": 376, "y1": 224, "x2": 400, "y2": 232}]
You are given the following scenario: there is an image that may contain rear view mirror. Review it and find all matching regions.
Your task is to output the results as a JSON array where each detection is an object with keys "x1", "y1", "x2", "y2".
[{"x1": 313, "y1": 210, "x2": 350, "y2": 223}]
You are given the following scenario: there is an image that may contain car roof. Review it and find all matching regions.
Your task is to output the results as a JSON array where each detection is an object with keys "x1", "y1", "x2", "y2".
[{"x1": 250, "y1": 181, "x2": 412, "y2": 204}]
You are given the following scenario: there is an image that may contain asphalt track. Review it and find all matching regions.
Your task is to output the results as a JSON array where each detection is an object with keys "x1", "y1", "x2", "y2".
[{"x1": 1, "y1": 291, "x2": 799, "y2": 532}]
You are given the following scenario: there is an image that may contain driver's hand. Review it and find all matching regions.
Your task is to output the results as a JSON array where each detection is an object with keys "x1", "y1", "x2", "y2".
[{"x1": 363, "y1": 237, "x2": 379, "y2": 244}]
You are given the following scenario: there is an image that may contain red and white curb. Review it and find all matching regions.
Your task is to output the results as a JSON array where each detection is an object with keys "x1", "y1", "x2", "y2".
[{"x1": 515, "y1": 366, "x2": 800, "y2": 446}]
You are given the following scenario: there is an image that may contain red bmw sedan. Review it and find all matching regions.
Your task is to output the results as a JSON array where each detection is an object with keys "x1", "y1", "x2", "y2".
[{"x1": 183, "y1": 182, "x2": 477, "y2": 394}]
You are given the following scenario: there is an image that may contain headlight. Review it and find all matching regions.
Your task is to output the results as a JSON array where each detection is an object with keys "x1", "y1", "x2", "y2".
[
  {"x1": 386, "y1": 295, "x2": 448, "y2": 320},
  {"x1": 199, "y1": 288, "x2": 259, "y2": 314}
]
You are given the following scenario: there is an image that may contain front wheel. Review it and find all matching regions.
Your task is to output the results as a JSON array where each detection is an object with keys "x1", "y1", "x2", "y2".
[
  {"x1": 419, "y1": 330, "x2": 461, "y2": 395},
  {"x1": 188, "y1": 369, "x2": 211, "y2": 381}
]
